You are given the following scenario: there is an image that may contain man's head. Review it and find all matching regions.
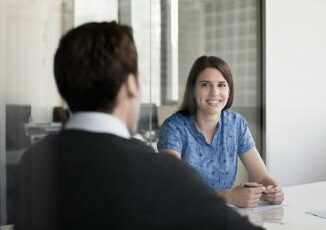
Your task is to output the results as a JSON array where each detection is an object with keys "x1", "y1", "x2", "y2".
[{"x1": 54, "y1": 21, "x2": 140, "y2": 132}]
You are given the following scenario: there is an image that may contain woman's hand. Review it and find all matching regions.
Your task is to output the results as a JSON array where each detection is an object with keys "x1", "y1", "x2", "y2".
[
  {"x1": 261, "y1": 185, "x2": 284, "y2": 204},
  {"x1": 229, "y1": 183, "x2": 266, "y2": 208}
]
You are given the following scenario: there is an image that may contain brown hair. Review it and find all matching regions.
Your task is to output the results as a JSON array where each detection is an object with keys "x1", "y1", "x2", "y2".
[
  {"x1": 178, "y1": 56, "x2": 234, "y2": 116},
  {"x1": 54, "y1": 21, "x2": 137, "y2": 112}
]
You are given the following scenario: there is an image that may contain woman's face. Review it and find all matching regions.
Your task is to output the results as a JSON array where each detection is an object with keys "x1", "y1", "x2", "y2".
[{"x1": 194, "y1": 67, "x2": 230, "y2": 116}]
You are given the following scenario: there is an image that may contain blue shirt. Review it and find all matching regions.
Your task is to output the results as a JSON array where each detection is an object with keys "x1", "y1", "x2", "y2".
[{"x1": 157, "y1": 110, "x2": 255, "y2": 190}]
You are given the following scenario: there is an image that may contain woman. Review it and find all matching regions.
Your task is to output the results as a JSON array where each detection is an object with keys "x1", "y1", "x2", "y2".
[{"x1": 157, "y1": 56, "x2": 283, "y2": 208}]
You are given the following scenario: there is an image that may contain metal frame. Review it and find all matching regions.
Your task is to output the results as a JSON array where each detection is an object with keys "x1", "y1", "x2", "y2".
[
  {"x1": 259, "y1": 0, "x2": 267, "y2": 163},
  {"x1": 0, "y1": 0, "x2": 7, "y2": 224}
]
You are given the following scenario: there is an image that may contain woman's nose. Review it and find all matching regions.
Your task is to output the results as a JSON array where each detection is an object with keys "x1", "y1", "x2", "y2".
[{"x1": 210, "y1": 86, "x2": 219, "y2": 95}]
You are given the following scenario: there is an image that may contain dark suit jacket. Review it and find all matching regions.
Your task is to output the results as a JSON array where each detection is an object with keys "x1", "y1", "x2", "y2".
[{"x1": 14, "y1": 130, "x2": 263, "y2": 230}]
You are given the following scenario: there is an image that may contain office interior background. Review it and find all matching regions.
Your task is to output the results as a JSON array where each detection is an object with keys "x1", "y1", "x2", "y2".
[{"x1": 1, "y1": 0, "x2": 326, "y2": 225}]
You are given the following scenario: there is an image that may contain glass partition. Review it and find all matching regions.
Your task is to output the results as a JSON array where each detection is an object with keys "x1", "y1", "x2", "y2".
[
  {"x1": 178, "y1": 0, "x2": 262, "y2": 151},
  {"x1": 0, "y1": 0, "x2": 262, "y2": 226}
]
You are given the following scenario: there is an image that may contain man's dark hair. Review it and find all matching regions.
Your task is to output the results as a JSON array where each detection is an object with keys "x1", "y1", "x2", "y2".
[
  {"x1": 178, "y1": 55, "x2": 234, "y2": 116},
  {"x1": 54, "y1": 21, "x2": 138, "y2": 112}
]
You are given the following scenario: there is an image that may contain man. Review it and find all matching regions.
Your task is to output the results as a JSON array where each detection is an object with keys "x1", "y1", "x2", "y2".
[{"x1": 14, "y1": 21, "x2": 263, "y2": 229}]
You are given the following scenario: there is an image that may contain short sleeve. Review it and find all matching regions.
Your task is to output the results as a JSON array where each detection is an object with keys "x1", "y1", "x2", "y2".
[
  {"x1": 238, "y1": 116, "x2": 255, "y2": 155},
  {"x1": 157, "y1": 118, "x2": 183, "y2": 154}
]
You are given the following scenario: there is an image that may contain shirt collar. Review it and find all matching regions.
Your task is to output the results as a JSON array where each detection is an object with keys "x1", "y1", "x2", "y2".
[
  {"x1": 64, "y1": 112, "x2": 130, "y2": 139},
  {"x1": 187, "y1": 112, "x2": 223, "y2": 143}
]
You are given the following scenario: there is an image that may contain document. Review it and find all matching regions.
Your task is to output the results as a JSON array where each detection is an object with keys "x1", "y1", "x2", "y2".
[
  {"x1": 228, "y1": 201, "x2": 285, "y2": 212},
  {"x1": 306, "y1": 210, "x2": 326, "y2": 220}
]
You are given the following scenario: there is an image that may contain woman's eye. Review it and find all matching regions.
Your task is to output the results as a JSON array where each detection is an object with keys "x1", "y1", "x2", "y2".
[
  {"x1": 201, "y1": 82, "x2": 210, "y2": 87},
  {"x1": 218, "y1": 83, "x2": 226, "y2": 87}
]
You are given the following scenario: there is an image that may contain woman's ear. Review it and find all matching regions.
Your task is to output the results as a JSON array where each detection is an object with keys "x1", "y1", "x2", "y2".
[{"x1": 125, "y1": 74, "x2": 139, "y2": 98}]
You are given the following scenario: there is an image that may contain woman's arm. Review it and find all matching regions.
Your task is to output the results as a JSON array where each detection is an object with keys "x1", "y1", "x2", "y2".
[
  {"x1": 216, "y1": 185, "x2": 265, "y2": 208},
  {"x1": 239, "y1": 147, "x2": 284, "y2": 204},
  {"x1": 160, "y1": 149, "x2": 266, "y2": 208},
  {"x1": 160, "y1": 149, "x2": 181, "y2": 159}
]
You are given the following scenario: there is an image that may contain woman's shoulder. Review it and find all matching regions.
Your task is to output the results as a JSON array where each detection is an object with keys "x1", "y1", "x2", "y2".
[
  {"x1": 162, "y1": 112, "x2": 189, "y2": 125},
  {"x1": 222, "y1": 110, "x2": 247, "y2": 124},
  {"x1": 223, "y1": 110, "x2": 244, "y2": 119}
]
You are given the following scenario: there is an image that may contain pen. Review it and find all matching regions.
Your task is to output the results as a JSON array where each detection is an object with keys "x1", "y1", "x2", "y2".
[
  {"x1": 242, "y1": 183, "x2": 271, "y2": 194},
  {"x1": 242, "y1": 183, "x2": 263, "y2": 188},
  {"x1": 242, "y1": 183, "x2": 267, "y2": 193}
]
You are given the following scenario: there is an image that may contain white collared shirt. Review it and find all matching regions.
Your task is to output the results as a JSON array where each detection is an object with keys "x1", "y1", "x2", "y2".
[{"x1": 64, "y1": 112, "x2": 130, "y2": 139}]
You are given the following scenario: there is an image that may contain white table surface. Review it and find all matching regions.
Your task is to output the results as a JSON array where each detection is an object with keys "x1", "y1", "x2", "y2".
[
  {"x1": 2, "y1": 181, "x2": 326, "y2": 229},
  {"x1": 235, "y1": 181, "x2": 326, "y2": 229}
]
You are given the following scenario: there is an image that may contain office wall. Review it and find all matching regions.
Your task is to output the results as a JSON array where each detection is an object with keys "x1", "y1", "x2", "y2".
[
  {"x1": 74, "y1": 0, "x2": 117, "y2": 27},
  {"x1": 265, "y1": 0, "x2": 326, "y2": 186},
  {"x1": 131, "y1": 0, "x2": 161, "y2": 105},
  {"x1": 4, "y1": 0, "x2": 63, "y2": 122}
]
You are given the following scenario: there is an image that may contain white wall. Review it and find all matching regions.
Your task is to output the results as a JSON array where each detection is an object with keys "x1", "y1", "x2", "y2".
[
  {"x1": 131, "y1": 0, "x2": 161, "y2": 105},
  {"x1": 265, "y1": 0, "x2": 326, "y2": 186},
  {"x1": 3, "y1": 0, "x2": 63, "y2": 122},
  {"x1": 74, "y1": 0, "x2": 117, "y2": 27}
]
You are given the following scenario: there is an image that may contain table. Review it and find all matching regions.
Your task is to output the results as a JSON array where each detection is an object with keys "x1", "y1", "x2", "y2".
[
  {"x1": 2, "y1": 181, "x2": 326, "y2": 229},
  {"x1": 235, "y1": 181, "x2": 326, "y2": 229}
]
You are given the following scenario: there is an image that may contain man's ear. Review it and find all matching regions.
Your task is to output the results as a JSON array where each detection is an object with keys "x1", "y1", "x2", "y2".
[{"x1": 125, "y1": 74, "x2": 139, "y2": 98}]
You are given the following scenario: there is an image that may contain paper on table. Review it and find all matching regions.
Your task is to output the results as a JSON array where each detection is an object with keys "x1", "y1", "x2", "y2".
[
  {"x1": 306, "y1": 210, "x2": 326, "y2": 220},
  {"x1": 228, "y1": 201, "x2": 286, "y2": 212}
]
